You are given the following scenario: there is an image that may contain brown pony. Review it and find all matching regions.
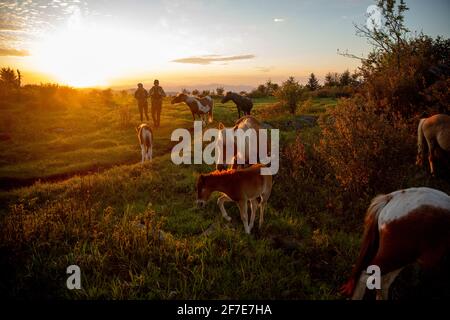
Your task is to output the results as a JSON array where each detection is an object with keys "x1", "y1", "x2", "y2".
[
  {"x1": 341, "y1": 187, "x2": 450, "y2": 300},
  {"x1": 171, "y1": 93, "x2": 214, "y2": 125},
  {"x1": 216, "y1": 115, "x2": 271, "y2": 171},
  {"x1": 196, "y1": 164, "x2": 273, "y2": 234},
  {"x1": 417, "y1": 114, "x2": 450, "y2": 176}
]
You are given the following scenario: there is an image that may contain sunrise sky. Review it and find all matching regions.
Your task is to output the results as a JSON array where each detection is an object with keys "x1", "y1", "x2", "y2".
[{"x1": 0, "y1": 0, "x2": 449, "y2": 90}]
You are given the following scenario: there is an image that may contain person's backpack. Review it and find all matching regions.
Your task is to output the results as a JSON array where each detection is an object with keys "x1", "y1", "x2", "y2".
[{"x1": 152, "y1": 86, "x2": 162, "y2": 100}]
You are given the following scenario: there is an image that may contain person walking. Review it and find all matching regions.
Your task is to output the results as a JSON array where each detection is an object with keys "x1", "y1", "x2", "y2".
[
  {"x1": 134, "y1": 83, "x2": 149, "y2": 122},
  {"x1": 149, "y1": 79, "x2": 166, "y2": 128}
]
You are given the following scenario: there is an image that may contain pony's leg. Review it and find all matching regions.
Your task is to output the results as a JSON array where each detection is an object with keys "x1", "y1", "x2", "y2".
[
  {"x1": 352, "y1": 273, "x2": 369, "y2": 300},
  {"x1": 148, "y1": 146, "x2": 153, "y2": 161},
  {"x1": 377, "y1": 268, "x2": 403, "y2": 300},
  {"x1": 238, "y1": 200, "x2": 250, "y2": 234},
  {"x1": 141, "y1": 144, "x2": 145, "y2": 163},
  {"x1": 427, "y1": 140, "x2": 436, "y2": 175},
  {"x1": 259, "y1": 199, "x2": 265, "y2": 229},
  {"x1": 217, "y1": 195, "x2": 232, "y2": 222},
  {"x1": 249, "y1": 199, "x2": 258, "y2": 231}
]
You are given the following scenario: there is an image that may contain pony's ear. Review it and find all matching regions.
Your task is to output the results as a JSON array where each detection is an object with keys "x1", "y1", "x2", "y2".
[
  {"x1": 135, "y1": 125, "x2": 140, "y2": 133},
  {"x1": 218, "y1": 122, "x2": 225, "y2": 130}
]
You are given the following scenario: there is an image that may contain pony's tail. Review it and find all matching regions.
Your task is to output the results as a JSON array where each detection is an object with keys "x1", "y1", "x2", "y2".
[
  {"x1": 208, "y1": 99, "x2": 214, "y2": 123},
  {"x1": 340, "y1": 194, "x2": 388, "y2": 298},
  {"x1": 416, "y1": 119, "x2": 427, "y2": 166}
]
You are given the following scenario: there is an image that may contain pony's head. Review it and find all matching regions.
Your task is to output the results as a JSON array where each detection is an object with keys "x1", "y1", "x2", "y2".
[
  {"x1": 221, "y1": 91, "x2": 233, "y2": 104},
  {"x1": 171, "y1": 93, "x2": 187, "y2": 105},
  {"x1": 196, "y1": 174, "x2": 213, "y2": 208}
]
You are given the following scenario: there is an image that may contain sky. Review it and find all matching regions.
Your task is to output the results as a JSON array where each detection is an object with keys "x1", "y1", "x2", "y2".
[{"x1": 0, "y1": 0, "x2": 449, "y2": 90}]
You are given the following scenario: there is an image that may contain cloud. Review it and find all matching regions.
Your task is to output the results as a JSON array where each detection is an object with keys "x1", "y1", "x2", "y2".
[
  {"x1": 256, "y1": 66, "x2": 274, "y2": 73},
  {"x1": 0, "y1": 48, "x2": 29, "y2": 56},
  {"x1": 172, "y1": 54, "x2": 255, "y2": 65},
  {"x1": 273, "y1": 18, "x2": 285, "y2": 23}
]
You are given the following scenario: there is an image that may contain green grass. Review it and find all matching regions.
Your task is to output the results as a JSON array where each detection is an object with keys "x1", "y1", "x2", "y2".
[{"x1": 2, "y1": 93, "x2": 448, "y2": 299}]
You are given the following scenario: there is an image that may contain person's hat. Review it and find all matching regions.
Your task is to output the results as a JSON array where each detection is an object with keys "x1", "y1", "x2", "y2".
[{"x1": 137, "y1": 83, "x2": 143, "y2": 87}]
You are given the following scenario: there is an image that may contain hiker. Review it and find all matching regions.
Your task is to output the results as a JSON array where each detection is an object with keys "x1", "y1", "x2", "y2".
[
  {"x1": 149, "y1": 79, "x2": 166, "y2": 128},
  {"x1": 134, "y1": 83, "x2": 149, "y2": 122}
]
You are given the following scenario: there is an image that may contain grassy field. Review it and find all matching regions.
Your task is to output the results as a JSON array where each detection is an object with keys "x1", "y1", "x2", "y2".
[{"x1": 1, "y1": 93, "x2": 449, "y2": 299}]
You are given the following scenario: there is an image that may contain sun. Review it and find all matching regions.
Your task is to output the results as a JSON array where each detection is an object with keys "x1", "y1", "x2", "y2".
[
  {"x1": 30, "y1": 10, "x2": 167, "y2": 88},
  {"x1": 32, "y1": 25, "x2": 120, "y2": 87}
]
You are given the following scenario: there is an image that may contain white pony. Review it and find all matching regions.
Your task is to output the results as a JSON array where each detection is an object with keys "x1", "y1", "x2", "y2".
[
  {"x1": 136, "y1": 124, "x2": 153, "y2": 163},
  {"x1": 341, "y1": 187, "x2": 450, "y2": 300}
]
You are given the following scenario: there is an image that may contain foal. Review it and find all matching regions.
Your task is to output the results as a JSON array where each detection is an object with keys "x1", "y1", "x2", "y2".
[
  {"x1": 136, "y1": 123, "x2": 153, "y2": 163},
  {"x1": 196, "y1": 164, "x2": 273, "y2": 234}
]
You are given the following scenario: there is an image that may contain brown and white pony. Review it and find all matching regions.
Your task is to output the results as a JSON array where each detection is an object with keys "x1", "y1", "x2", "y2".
[
  {"x1": 171, "y1": 93, "x2": 214, "y2": 125},
  {"x1": 216, "y1": 115, "x2": 270, "y2": 171},
  {"x1": 417, "y1": 114, "x2": 450, "y2": 176},
  {"x1": 341, "y1": 187, "x2": 450, "y2": 300},
  {"x1": 136, "y1": 123, "x2": 153, "y2": 163},
  {"x1": 196, "y1": 164, "x2": 273, "y2": 234}
]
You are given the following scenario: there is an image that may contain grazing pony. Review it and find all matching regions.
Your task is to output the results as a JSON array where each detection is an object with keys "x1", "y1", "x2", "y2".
[
  {"x1": 416, "y1": 114, "x2": 450, "y2": 176},
  {"x1": 341, "y1": 187, "x2": 450, "y2": 300},
  {"x1": 216, "y1": 115, "x2": 270, "y2": 171},
  {"x1": 136, "y1": 123, "x2": 153, "y2": 163},
  {"x1": 221, "y1": 91, "x2": 253, "y2": 118},
  {"x1": 196, "y1": 164, "x2": 273, "y2": 234},
  {"x1": 171, "y1": 93, "x2": 214, "y2": 125}
]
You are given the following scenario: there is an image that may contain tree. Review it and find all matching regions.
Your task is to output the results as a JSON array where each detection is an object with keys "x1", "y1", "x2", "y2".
[
  {"x1": 265, "y1": 80, "x2": 279, "y2": 96},
  {"x1": 306, "y1": 73, "x2": 320, "y2": 91},
  {"x1": 275, "y1": 76, "x2": 305, "y2": 114},
  {"x1": 16, "y1": 69, "x2": 21, "y2": 88},
  {"x1": 215, "y1": 87, "x2": 224, "y2": 96},
  {"x1": 181, "y1": 88, "x2": 190, "y2": 94},
  {"x1": 192, "y1": 89, "x2": 199, "y2": 96},
  {"x1": 201, "y1": 90, "x2": 210, "y2": 97},
  {"x1": 339, "y1": 70, "x2": 351, "y2": 86},
  {"x1": 355, "y1": 0, "x2": 409, "y2": 70},
  {"x1": 0, "y1": 67, "x2": 18, "y2": 89},
  {"x1": 257, "y1": 84, "x2": 267, "y2": 96},
  {"x1": 324, "y1": 72, "x2": 339, "y2": 87}
]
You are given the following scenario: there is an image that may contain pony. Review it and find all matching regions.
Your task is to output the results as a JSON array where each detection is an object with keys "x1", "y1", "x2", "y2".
[
  {"x1": 341, "y1": 187, "x2": 450, "y2": 300},
  {"x1": 171, "y1": 93, "x2": 214, "y2": 125},
  {"x1": 136, "y1": 123, "x2": 153, "y2": 163},
  {"x1": 221, "y1": 91, "x2": 253, "y2": 118},
  {"x1": 215, "y1": 115, "x2": 270, "y2": 171},
  {"x1": 416, "y1": 114, "x2": 450, "y2": 176},
  {"x1": 196, "y1": 164, "x2": 273, "y2": 234}
]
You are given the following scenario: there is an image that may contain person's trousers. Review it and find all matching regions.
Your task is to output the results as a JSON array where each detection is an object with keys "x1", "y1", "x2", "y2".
[
  {"x1": 151, "y1": 100, "x2": 162, "y2": 127},
  {"x1": 138, "y1": 102, "x2": 149, "y2": 122}
]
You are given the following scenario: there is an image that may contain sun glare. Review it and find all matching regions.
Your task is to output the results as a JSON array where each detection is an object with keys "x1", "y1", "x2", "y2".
[{"x1": 31, "y1": 10, "x2": 175, "y2": 88}]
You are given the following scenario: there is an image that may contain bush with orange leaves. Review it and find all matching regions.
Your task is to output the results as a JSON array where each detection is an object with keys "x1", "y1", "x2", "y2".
[{"x1": 316, "y1": 98, "x2": 415, "y2": 196}]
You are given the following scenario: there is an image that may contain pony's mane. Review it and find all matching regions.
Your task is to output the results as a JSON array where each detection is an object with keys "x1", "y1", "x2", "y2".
[
  {"x1": 206, "y1": 164, "x2": 264, "y2": 177},
  {"x1": 207, "y1": 168, "x2": 237, "y2": 177}
]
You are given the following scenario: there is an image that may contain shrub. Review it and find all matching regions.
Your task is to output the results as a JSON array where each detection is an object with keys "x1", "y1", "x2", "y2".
[
  {"x1": 315, "y1": 98, "x2": 415, "y2": 196},
  {"x1": 118, "y1": 104, "x2": 132, "y2": 129},
  {"x1": 275, "y1": 77, "x2": 305, "y2": 114}
]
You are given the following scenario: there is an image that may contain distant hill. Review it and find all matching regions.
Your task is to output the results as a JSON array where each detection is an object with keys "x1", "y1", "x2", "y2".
[{"x1": 112, "y1": 83, "x2": 256, "y2": 95}]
